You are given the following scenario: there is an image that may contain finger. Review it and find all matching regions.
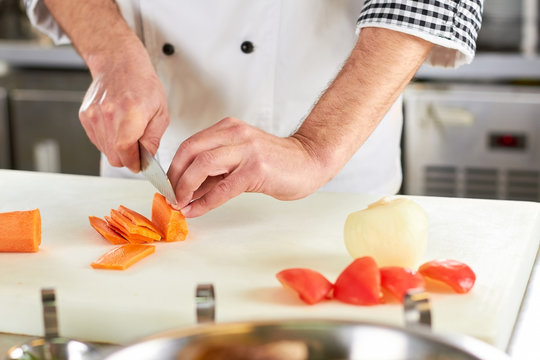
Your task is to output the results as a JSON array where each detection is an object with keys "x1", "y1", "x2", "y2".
[
  {"x1": 168, "y1": 117, "x2": 246, "y2": 187},
  {"x1": 170, "y1": 176, "x2": 223, "y2": 211},
  {"x1": 173, "y1": 145, "x2": 242, "y2": 208},
  {"x1": 192, "y1": 175, "x2": 225, "y2": 200},
  {"x1": 79, "y1": 103, "x2": 125, "y2": 167},
  {"x1": 113, "y1": 107, "x2": 149, "y2": 173},
  {"x1": 139, "y1": 105, "x2": 170, "y2": 156},
  {"x1": 91, "y1": 102, "x2": 126, "y2": 168},
  {"x1": 79, "y1": 104, "x2": 100, "y2": 151},
  {"x1": 181, "y1": 172, "x2": 246, "y2": 218},
  {"x1": 79, "y1": 77, "x2": 105, "y2": 149}
]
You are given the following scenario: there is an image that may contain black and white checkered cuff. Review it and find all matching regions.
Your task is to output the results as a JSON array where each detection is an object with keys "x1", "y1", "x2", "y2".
[{"x1": 357, "y1": 0, "x2": 483, "y2": 67}]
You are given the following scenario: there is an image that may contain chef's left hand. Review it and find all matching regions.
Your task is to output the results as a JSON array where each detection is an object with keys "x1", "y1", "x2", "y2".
[{"x1": 167, "y1": 117, "x2": 328, "y2": 217}]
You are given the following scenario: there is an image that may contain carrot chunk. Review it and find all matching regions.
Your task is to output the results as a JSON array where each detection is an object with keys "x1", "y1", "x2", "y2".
[
  {"x1": 91, "y1": 244, "x2": 155, "y2": 270},
  {"x1": 88, "y1": 216, "x2": 128, "y2": 245},
  {"x1": 110, "y1": 209, "x2": 161, "y2": 241},
  {"x1": 117, "y1": 205, "x2": 163, "y2": 236},
  {"x1": 0, "y1": 209, "x2": 41, "y2": 252},
  {"x1": 151, "y1": 193, "x2": 188, "y2": 242}
]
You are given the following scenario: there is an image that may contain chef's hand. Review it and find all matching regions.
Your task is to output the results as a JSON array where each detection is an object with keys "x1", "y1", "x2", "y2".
[
  {"x1": 78, "y1": 46, "x2": 169, "y2": 173},
  {"x1": 167, "y1": 117, "x2": 328, "y2": 218}
]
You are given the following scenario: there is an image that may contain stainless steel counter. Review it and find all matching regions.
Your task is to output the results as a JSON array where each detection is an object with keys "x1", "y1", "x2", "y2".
[
  {"x1": 0, "y1": 42, "x2": 85, "y2": 69},
  {"x1": 415, "y1": 53, "x2": 540, "y2": 81}
]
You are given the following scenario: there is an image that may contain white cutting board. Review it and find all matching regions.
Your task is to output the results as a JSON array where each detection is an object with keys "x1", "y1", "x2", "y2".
[{"x1": 0, "y1": 170, "x2": 539, "y2": 351}]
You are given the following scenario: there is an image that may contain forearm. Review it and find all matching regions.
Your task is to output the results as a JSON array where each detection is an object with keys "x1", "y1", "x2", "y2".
[
  {"x1": 43, "y1": 0, "x2": 146, "y2": 76},
  {"x1": 293, "y1": 27, "x2": 433, "y2": 181}
]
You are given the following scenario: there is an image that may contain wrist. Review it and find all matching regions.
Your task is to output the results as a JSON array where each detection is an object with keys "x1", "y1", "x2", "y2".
[
  {"x1": 289, "y1": 131, "x2": 341, "y2": 188},
  {"x1": 43, "y1": 0, "x2": 148, "y2": 77},
  {"x1": 85, "y1": 34, "x2": 149, "y2": 77}
]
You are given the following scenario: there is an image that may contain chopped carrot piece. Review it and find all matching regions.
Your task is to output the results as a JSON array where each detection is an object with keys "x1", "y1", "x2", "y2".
[
  {"x1": 104, "y1": 216, "x2": 153, "y2": 244},
  {"x1": 0, "y1": 209, "x2": 41, "y2": 252},
  {"x1": 104, "y1": 215, "x2": 129, "y2": 236},
  {"x1": 110, "y1": 209, "x2": 161, "y2": 241},
  {"x1": 89, "y1": 216, "x2": 128, "y2": 245},
  {"x1": 125, "y1": 234, "x2": 154, "y2": 244},
  {"x1": 117, "y1": 205, "x2": 163, "y2": 237},
  {"x1": 91, "y1": 244, "x2": 155, "y2": 270},
  {"x1": 151, "y1": 193, "x2": 188, "y2": 242}
]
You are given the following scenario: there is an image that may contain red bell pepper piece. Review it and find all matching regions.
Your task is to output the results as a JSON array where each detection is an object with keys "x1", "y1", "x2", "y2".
[
  {"x1": 276, "y1": 268, "x2": 333, "y2": 305},
  {"x1": 418, "y1": 259, "x2": 476, "y2": 294},
  {"x1": 380, "y1": 266, "x2": 426, "y2": 303},
  {"x1": 333, "y1": 256, "x2": 380, "y2": 305}
]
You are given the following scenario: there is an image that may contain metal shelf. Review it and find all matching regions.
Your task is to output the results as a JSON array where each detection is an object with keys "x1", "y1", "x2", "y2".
[
  {"x1": 0, "y1": 41, "x2": 85, "y2": 69},
  {"x1": 415, "y1": 53, "x2": 540, "y2": 82}
]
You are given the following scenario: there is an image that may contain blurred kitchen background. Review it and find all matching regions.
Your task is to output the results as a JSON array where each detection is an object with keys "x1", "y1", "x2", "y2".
[{"x1": 0, "y1": 0, "x2": 539, "y2": 201}]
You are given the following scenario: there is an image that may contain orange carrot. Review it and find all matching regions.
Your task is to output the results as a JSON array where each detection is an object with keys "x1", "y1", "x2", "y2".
[
  {"x1": 0, "y1": 209, "x2": 41, "y2": 252},
  {"x1": 88, "y1": 216, "x2": 128, "y2": 245},
  {"x1": 151, "y1": 193, "x2": 188, "y2": 242},
  {"x1": 110, "y1": 209, "x2": 161, "y2": 241},
  {"x1": 104, "y1": 216, "x2": 153, "y2": 244},
  {"x1": 91, "y1": 244, "x2": 155, "y2": 270},
  {"x1": 117, "y1": 205, "x2": 163, "y2": 237}
]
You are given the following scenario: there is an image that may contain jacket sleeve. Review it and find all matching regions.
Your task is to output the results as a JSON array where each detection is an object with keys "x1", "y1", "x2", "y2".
[
  {"x1": 24, "y1": 0, "x2": 71, "y2": 45},
  {"x1": 357, "y1": 0, "x2": 484, "y2": 68}
]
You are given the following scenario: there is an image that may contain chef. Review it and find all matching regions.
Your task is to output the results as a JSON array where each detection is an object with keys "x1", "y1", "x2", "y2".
[{"x1": 26, "y1": 0, "x2": 483, "y2": 217}]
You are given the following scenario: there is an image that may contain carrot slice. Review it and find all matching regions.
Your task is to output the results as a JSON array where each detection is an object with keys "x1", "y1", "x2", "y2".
[
  {"x1": 125, "y1": 234, "x2": 154, "y2": 244},
  {"x1": 0, "y1": 209, "x2": 41, "y2": 252},
  {"x1": 104, "y1": 216, "x2": 152, "y2": 244},
  {"x1": 89, "y1": 216, "x2": 128, "y2": 245},
  {"x1": 151, "y1": 193, "x2": 188, "y2": 242},
  {"x1": 117, "y1": 205, "x2": 163, "y2": 237},
  {"x1": 110, "y1": 209, "x2": 161, "y2": 241},
  {"x1": 104, "y1": 215, "x2": 129, "y2": 236},
  {"x1": 91, "y1": 244, "x2": 155, "y2": 270}
]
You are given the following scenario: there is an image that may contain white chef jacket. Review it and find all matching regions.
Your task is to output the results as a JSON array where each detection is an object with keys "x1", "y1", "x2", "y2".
[{"x1": 26, "y1": 0, "x2": 482, "y2": 195}]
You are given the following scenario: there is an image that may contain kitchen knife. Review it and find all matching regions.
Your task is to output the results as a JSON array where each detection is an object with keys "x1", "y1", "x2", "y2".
[{"x1": 139, "y1": 142, "x2": 177, "y2": 206}]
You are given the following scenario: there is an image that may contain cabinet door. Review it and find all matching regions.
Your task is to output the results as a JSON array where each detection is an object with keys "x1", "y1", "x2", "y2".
[
  {"x1": 0, "y1": 88, "x2": 9, "y2": 169},
  {"x1": 10, "y1": 89, "x2": 100, "y2": 175}
]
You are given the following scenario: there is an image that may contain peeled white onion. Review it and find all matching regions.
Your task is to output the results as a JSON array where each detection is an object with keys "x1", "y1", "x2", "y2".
[{"x1": 344, "y1": 197, "x2": 428, "y2": 268}]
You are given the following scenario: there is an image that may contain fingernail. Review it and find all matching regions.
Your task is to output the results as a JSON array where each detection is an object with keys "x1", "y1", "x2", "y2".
[{"x1": 180, "y1": 205, "x2": 191, "y2": 216}]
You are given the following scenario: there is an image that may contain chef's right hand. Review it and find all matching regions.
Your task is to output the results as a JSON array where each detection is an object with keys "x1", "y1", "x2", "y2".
[{"x1": 78, "y1": 51, "x2": 169, "y2": 173}]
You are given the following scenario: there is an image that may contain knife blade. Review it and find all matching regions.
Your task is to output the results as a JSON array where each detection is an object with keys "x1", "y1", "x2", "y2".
[{"x1": 139, "y1": 142, "x2": 177, "y2": 206}]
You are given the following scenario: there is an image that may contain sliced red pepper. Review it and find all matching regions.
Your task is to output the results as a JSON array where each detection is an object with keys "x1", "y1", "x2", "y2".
[
  {"x1": 333, "y1": 256, "x2": 380, "y2": 306},
  {"x1": 380, "y1": 266, "x2": 426, "y2": 303},
  {"x1": 276, "y1": 268, "x2": 333, "y2": 305},
  {"x1": 418, "y1": 259, "x2": 476, "y2": 294}
]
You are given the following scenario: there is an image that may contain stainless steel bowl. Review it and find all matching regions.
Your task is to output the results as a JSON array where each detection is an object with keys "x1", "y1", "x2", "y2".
[
  {"x1": 6, "y1": 337, "x2": 99, "y2": 360},
  {"x1": 101, "y1": 319, "x2": 510, "y2": 360},
  {"x1": 102, "y1": 286, "x2": 509, "y2": 360}
]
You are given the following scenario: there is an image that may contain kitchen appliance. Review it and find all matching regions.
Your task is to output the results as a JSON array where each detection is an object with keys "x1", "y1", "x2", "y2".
[
  {"x1": 5, "y1": 69, "x2": 99, "y2": 175},
  {"x1": 0, "y1": 65, "x2": 97, "y2": 175},
  {"x1": 0, "y1": 0, "x2": 36, "y2": 40},
  {"x1": 476, "y1": 0, "x2": 538, "y2": 54},
  {"x1": 9, "y1": 86, "x2": 99, "y2": 174},
  {"x1": 0, "y1": 87, "x2": 9, "y2": 168},
  {"x1": 403, "y1": 83, "x2": 540, "y2": 201}
]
